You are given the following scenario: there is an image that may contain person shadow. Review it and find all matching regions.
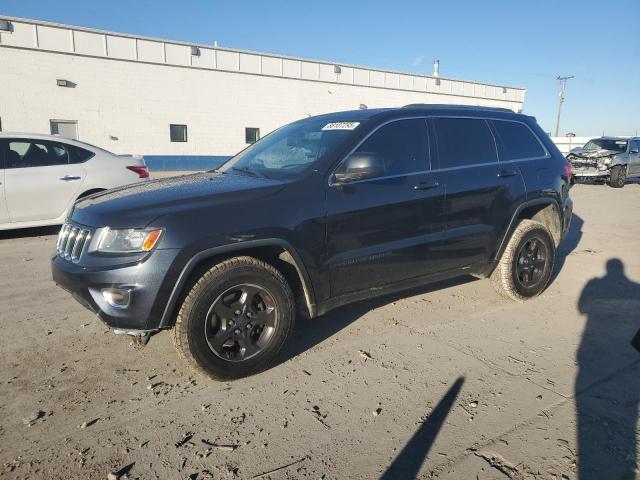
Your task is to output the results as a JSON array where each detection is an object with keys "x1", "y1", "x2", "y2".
[
  {"x1": 379, "y1": 377, "x2": 465, "y2": 480},
  {"x1": 576, "y1": 259, "x2": 640, "y2": 479}
]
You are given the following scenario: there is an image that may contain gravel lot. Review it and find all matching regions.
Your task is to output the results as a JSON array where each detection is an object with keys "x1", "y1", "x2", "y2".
[{"x1": 1, "y1": 183, "x2": 639, "y2": 480}]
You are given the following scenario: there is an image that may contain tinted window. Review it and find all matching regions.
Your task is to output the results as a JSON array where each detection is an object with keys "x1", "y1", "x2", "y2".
[
  {"x1": 349, "y1": 119, "x2": 429, "y2": 177},
  {"x1": 245, "y1": 127, "x2": 260, "y2": 144},
  {"x1": 629, "y1": 140, "x2": 639, "y2": 153},
  {"x1": 170, "y1": 124, "x2": 187, "y2": 142},
  {"x1": 5, "y1": 140, "x2": 69, "y2": 168},
  {"x1": 492, "y1": 120, "x2": 546, "y2": 160},
  {"x1": 435, "y1": 118, "x2": 497, "y2": 168},
  {"x1": 68, "y1": 145, "x2": 95, "y2": 163}
]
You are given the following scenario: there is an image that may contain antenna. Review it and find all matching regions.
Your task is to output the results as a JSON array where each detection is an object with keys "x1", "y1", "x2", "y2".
[{"x1": 554, "y1": 75, "x2": 574, "y2": 137}]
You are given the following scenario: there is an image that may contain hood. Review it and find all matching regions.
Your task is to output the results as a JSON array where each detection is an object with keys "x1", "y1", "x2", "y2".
[
  {"x1": 71, "y1": 172, "x2": 285, "y2": 228},
  {"x1": 569, "y1": 147, "x2": 620, "y2": 159}
]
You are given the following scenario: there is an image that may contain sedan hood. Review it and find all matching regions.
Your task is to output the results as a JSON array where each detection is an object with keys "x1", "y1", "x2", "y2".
[{"x1": 71, "y1": 172, "x2": 285, "y2": 228}]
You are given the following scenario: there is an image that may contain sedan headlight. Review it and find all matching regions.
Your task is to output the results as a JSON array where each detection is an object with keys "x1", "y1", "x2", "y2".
[{"x1": 98, "y1": 228, "x2": 162, "y2": 253}]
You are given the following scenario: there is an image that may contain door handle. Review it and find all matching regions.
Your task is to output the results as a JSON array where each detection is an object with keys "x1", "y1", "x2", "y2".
[
  {"x1": 497, "y1": 169, "x2": 518, "y2": 178},
  {"x1": 414, "y1": 181, "x2": 440, "y2": 190},
  {"x1": 60, "y1": 175, "x2": 81, "y2": 181}
]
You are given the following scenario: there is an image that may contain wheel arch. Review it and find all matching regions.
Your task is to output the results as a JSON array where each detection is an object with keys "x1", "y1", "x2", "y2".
[
  {"x1": 158, "y1": 239, "x2": 317, "y2": 328},
  {"x1": 77, "y1": 188, "x2": 107, "y2": 200},
  {"x1": 495, "y1": 198, "x2": 563, "y2": 262}
]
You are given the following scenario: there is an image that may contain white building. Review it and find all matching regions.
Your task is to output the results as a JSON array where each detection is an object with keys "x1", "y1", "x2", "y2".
[{"x1": 0, "y1": 16, "x2": 526, "y2": 160}]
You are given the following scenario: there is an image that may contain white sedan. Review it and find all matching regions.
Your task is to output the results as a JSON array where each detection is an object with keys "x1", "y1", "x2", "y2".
[{"x1": 0, "y1": 133, "x2": 149, "y2": 230}]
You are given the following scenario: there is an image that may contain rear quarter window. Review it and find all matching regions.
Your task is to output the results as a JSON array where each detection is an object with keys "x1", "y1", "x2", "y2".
[
  {"x1": 67, "y1": 145, "x2": 95, "y2": 164},
  {"x1": 492, "y1": 120, "x2": 546, "y2": 160}
]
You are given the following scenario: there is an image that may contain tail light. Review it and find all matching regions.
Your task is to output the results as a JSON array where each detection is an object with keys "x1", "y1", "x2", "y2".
[
  {"x1": 563, "y1": 162, "x2": 573, "y2": 179},
  {"x1": 126, "y1": 165, "x2": 149, "y2": 178}
]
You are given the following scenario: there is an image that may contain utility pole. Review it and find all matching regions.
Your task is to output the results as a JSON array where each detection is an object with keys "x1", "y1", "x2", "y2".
[{"x1": 555, "y1": 75, "x2": 574, "y2": 137}]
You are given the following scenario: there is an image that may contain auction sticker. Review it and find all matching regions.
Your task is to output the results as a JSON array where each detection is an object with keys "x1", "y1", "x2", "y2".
[{"x1": 322, "y1": 122, "x2": 360, "y2": 131}]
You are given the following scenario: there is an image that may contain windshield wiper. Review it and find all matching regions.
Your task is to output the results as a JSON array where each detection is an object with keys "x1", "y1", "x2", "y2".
[{"x1": 231, "y1": 166, "x2": 270, "y2": 179}]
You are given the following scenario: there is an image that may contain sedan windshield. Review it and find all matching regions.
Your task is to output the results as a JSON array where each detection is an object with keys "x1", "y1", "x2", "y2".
[
  {"x1": 218, "y1": 117, "x2": 358, "y2": 180},
  {"x1": 582, "y1": 139, "x2": 627, "y2": 152}
]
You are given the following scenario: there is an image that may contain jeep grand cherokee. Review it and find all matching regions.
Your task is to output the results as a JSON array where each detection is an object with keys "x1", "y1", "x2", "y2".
[{"x1": 52, "y1": 105, "x2": 573, "y2": 379}]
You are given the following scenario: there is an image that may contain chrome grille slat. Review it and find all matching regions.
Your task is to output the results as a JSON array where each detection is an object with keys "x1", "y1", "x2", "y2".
[
  {"x1": 64, "y1": 227, "x2": 77, "y2": 258},
  {"x1": 57, "y1": 223, "x2": 91, "y2": 263}
]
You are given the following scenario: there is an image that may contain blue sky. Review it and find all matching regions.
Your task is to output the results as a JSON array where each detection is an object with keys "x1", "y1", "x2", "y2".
[{"x1": 3, "y1": 0, "x2": 638, "y2": 136}]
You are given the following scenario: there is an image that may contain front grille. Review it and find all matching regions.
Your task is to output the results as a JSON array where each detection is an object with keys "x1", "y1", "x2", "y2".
[{"x1": 57, "y1": 223, "x2": 91, "y2": 263}]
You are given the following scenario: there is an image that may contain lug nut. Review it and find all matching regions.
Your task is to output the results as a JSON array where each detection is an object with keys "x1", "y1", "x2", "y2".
[
  {"x1": 234, "y1": 310, "x2": 241, "y2": 316},
  {"x1": 246, "y1": 323, "x2": 252, "y2": 329},
  {"x1": 234, "y1": 329, "x2": 241, "y2": 335},
  {"x1": 228, "y1": 320, "x2": 235, "y2": 326}
]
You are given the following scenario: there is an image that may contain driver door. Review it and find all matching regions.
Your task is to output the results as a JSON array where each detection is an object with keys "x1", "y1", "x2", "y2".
[
  {"x1": 628, "y1": 140, "x2": 640, "y2": 174},
  {"x1": 325, "y1": 118, "x2": 446, "y2": 297}
]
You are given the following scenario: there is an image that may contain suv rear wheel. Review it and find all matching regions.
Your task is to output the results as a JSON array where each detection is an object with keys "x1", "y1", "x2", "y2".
[
  {"x1": 608, "y1": 165, "x2": 626, "y2": 188},
  {"x1": 172, "y1": 256, "x2": 295, "y2": 380},
  {"x1": 491, "y1": 220, "x2": 555, "y2": 301}
]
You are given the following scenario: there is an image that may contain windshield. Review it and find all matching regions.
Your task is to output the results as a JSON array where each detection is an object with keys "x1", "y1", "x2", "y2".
[
  {"x1": 582, "y1": 138, "x2": 627, "y2": 152},
  {"x1": 218, "y1": 117, "x2": 358, "y2": 180}
]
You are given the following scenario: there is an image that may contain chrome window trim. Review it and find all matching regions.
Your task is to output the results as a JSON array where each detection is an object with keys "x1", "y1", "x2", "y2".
[
  {"x1": 328, "y1": 114, "x2": 550, "y2": 187},
  {"x1": 328, "y1": 116, "x2": 432, "y2": 187}
]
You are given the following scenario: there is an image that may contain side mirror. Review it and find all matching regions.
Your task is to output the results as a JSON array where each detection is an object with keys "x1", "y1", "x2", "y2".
[{"x1": 333, "y1": 152, "x2": 385, "y2": 183}]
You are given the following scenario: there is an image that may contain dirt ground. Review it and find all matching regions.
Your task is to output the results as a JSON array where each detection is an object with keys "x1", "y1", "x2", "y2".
[{"x1": 1, "y1": 182, "x2": 639, "y2": 480}]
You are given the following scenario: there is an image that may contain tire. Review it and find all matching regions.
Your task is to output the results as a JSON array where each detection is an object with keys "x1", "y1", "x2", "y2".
[
  {"x1": 172, "y1": 256, "x2": 295, "y2": 380},
  {"x1": 608, "y1": 165, "x2": 626, "y2": 188},
  {"x1": 491, "y1": 219, "x2": 555, "y2": 302}
]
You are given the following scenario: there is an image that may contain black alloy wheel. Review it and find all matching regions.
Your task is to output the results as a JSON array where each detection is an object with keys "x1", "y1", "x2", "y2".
[
  {"x1": 514, "y1": 237, "x2": 548, "y2": 289},
  {"x1": 205, "y1": 284, "x2": 278, "y2": 361}
]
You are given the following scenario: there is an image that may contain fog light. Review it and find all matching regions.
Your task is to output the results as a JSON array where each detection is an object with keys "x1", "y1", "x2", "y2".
[{"x1": 102, "y1": 288, "x2": 131, "y2": 309}]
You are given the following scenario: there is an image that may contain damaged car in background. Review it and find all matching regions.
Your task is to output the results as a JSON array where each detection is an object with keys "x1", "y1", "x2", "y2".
[{"x1": 566, "y1": 136, "x2": 640, "y2": 188}]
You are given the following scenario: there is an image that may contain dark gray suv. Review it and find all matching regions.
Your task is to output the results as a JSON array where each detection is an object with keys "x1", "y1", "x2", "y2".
[{"x1": 52, "y1": 105, "x2": 573, "y2": 379}]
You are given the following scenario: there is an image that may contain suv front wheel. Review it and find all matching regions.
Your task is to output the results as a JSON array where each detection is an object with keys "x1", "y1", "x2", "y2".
[
  {"x1": 172, "y1": 256, "x2": 295, "y2": 380},
  {"x1": 491, "y1": 220, "x2": 555, "y2": 301}
]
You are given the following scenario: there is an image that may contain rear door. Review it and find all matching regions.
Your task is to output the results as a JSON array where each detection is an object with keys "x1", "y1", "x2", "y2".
[
  {"x1": 434, "y1": 117, "x2": 526, "y2": 269},
  {"x1": 326, "y1": 118, "x2": 446, "y2": 296},
  {"x1": 3, "y1": 139, "x2": 87, "y2": 223}
]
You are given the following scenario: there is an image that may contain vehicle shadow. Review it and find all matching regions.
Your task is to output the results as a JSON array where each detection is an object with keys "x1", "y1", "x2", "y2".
[
  {"x1": 0, "y1": 225, "x2": 60, "y2": 240},
  {"x1": 276, "y1": 276, "x2": 477, "y2": 366},
  {"x1": 551, "y1": 213, "x2": 584, "y2": 284},
  {"x1": 576, "y1": 258, "x2": 640, "y2": 479},
  {"x1": 379, "y1": 376, "x2": 465, "y2": 480}
]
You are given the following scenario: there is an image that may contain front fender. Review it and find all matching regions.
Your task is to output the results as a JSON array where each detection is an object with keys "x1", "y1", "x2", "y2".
[{"x1": 155, "y1": 238, "x2": 317, "y2": 328}]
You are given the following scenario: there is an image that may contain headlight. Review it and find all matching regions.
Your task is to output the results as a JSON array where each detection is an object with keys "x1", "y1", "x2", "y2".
[
  {"x1": 97, "y1": 228, "x2": 162, "y2": 253},
  {"x1": 602, "y1": 157, "x2": 612, "y2": 165}
]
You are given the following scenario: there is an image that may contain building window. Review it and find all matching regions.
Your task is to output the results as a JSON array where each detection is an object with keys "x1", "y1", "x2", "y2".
[
  {"x1": 170, "y1": 124, "x2": 188, "y2": 142},
  {"x1": 50, "y1": 120, "x2": 78, "y2": 140},
  {"x1": 245, "y1": 127, "x2": 260, "y2": 144}
]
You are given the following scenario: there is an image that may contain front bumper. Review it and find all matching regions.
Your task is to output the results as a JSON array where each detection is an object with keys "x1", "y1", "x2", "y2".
[
  {"x1": 572, "y1": 168, "x2": 609, "y2": 178},
  {"x1": 51, "y1": 249, "x2": 179, "y2": 330}
]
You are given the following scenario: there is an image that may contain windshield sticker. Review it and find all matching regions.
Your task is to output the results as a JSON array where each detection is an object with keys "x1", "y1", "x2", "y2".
[{"x1": 322, "y1": 122, "x2": 360, "y2": 131}]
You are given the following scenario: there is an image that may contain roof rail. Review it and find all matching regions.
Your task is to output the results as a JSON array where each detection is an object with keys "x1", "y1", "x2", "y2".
[{"x1": 402, "y1": 103, "x2": 514, "y2": 113}]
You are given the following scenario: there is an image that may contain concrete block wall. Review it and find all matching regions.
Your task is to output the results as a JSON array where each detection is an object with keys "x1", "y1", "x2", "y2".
[{"x1": 0, "y1": 17, "x2": 526, "y2": 157}]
